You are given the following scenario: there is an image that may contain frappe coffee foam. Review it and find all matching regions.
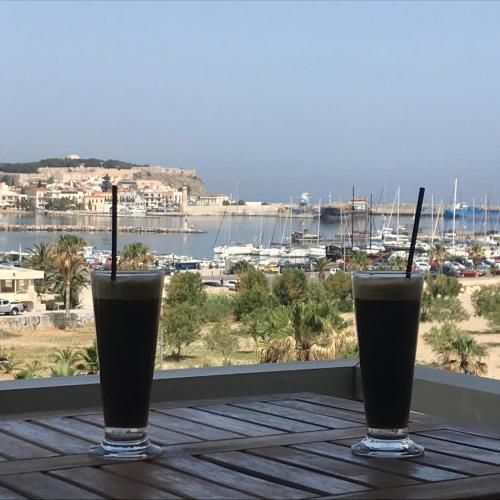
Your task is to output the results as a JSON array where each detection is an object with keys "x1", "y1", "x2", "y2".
[
  {"x1": 92, "y1": 272, "x2": 164, "y2": 300},
  {"x1": 353, "y1": 272, "x2": 424, "y2": 301}
]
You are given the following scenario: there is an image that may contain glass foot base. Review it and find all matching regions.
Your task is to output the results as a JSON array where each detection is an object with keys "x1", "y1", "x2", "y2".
[
  {"x1": 352, "y1": 432, "x2": 424, "y2": 459},
  {"x1": 89, "y1": 441, "x2": 162, "y2": 460},
  {"x1": 89, "y1": 427, "x2": 162, "y2": 460}
]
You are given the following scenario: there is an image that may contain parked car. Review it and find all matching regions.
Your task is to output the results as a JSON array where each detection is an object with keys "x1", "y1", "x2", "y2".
[
  {"x1": 225, "y1": 280, "x2": 239, "y2": 291},
  {"x1": 203, "y1": 280, "x2": 223, "y2": 287},
  {"x1": 460, "y1": 269, "x2": 476, "y2": 277},
  {"x1": 0, "y1": 299, "x2": 24, "y2": 315}
]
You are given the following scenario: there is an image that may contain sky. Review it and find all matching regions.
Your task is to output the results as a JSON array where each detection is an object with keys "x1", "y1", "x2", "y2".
[{"x1": 1, "y1": 1, "x2": 499, "y2": 204}]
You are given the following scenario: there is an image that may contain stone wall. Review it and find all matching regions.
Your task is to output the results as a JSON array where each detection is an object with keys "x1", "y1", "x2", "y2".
[{"x1": 0, "y1": 310, "x2": 94, "y2": 330}]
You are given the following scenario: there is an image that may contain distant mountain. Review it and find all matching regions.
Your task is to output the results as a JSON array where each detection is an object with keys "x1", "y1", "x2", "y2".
[{"x1": 0, "y1": 157, "x2": 149, "y2": 173}]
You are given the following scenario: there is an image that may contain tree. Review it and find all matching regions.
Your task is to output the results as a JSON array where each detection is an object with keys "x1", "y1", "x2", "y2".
[
  {"x1": 231, "y1": 260, "x2": 255, "y2": 275},
  {"x1": 204, "y1": 295, "x2": 234, "y2": 323},
  {"x1": 422, "y1": 296, "x2": 470, "y2": 323},
  {"x1": 101, "y1": 174, "x2": 112, "y2": 192},
  {"x1": 349, "y1": 251, "x2": 369, "y2": 271},
  {"x1": 25, "y1": 242, "x2": 53, "y2": 295},
  {"x1": 421, "y1": 274, "x2": 463, "y2": 321},
  {"x1": 118, "y1": 242, "x2": 154, "y2": 271},
  {"x1": 323, "y1": 272, "x2": 353, "y2": 312},
  {"x1": 272, "y1": 269, "x2": 308, "y2": 306},
  {"x1": 424, "y1": 322, "x2": 488, "y2": 375},
  {"x1": 242, "y1": 305, "x2": 291, "y2": 342},
  {"x1": 314, "y1": 258, "x2": 329, "y2": 279},
  {"x1": 160, "y1": 302, "x2": 202, "y2": 359},
  {"x1": 25, "y1": 242, "x2": 51, "y2": 270},
  {"x1": 205, "y1": 321, "x2": 240, "y2": 365},
  {"x1": 49, "y1": 235, "x2": 88, "y2": 325},
  {"x1": 239, "y1": 269, "x2": 268, "y2": 293},
  {"x1": 76, "y1": 341, "x2": 99, "y2": 374},
  {"x1": 233, "y1": 289, "x2": 276, "y2": 320},
  {"x1": 471, "y1": 285, "x2": 500, "y2": 330},
  {"x1": 467, "y1": 243, "x2": 484, "y2": 272},
  {"x1": 259, "y1": 301, "x2": 356, "y2": 363},
  {"x1": 14, "y1": 360, "x2": 42, "y2": 380},
  {"x1": 429, "y1": 243, "x2": 448, "y2": 273},
  {"x1": 164, "y1": 272, "x2": 206, "y2": 307},
  {"x1": 50, "y1": 361, "x2": 76, "y2": 377}
]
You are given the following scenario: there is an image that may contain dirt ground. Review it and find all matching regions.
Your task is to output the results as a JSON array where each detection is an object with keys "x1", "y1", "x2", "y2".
[{"x1": 1, "y1": 275, "x2": 499, "y2": 380}]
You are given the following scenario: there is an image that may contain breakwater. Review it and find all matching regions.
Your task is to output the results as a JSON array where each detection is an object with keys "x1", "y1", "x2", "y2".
[{"x1": 0, "y1": 224, "x2": 204, "y2": 234}]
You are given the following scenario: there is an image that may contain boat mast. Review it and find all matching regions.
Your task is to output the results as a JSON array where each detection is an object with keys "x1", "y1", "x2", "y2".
[
  {"x1": 290, "y1": 196, "x2": 293, "y2": 246},
  {"x1": 483, "y1": 193, "x2": 488, "y2": 243},
  {"x1": 452, "y1": 178, "x2": 457, "y2": 248},
  {"x1": 431, "y1": 194, "x2": 434, "y2": 246},
  {"x1": 369, "y1": 193, "x2": 373, "y2": 250},
  {"x1": 472, "y1": 197, "x2": 475, "y2": 243},
  {"x1": 259, "y1": 213, "x2": 263, "y2": 248},
  {"x1": 317, "y1": 198, "x2": 321, "y2": 246},
  {"x1": 396, "y1": 187, "x2": 400, "y2": 241},
  {"x1": 351, "y1": 186, "x2": 355, "y2": 248}
]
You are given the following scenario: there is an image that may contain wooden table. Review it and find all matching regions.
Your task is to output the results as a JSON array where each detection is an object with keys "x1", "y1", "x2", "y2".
[{"x1": 1, "y1": 392, "x2": 500, "y2": 499}]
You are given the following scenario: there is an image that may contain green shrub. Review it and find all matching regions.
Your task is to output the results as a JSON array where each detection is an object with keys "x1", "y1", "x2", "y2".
[{"x1": 204, "y1": 295, "x2": 234, "y2": 323}]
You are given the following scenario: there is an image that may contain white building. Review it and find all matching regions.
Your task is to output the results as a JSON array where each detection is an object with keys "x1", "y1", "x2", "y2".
[{"x1": 0, "y1": 266, "x2": 45, "y2": 311}]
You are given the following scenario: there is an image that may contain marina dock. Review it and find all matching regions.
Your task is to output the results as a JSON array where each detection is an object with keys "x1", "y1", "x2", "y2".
[{"x1": 0, "y1": 224, "x2": 205, "y2": 234}]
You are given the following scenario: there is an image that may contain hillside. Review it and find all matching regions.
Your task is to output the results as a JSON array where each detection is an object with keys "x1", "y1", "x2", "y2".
[{"x1": 0, "y1": 157, "x2": 206, "y2": 195}]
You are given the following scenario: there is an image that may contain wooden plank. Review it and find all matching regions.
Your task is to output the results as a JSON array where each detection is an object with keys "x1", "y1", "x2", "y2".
[
  {"x1": 159, "y1": 456, "x2": 312, "y2": 499},
  {"x1": 153, "y1": 392, "x2": 316, "y2": 410},
  {"x1": 0, "y1": 431, "x2": 55, "y2": 460},
  {"x1": 198, "y1": 404, "x2": 326, "y2": 432},
  {"x1": 161, "y1": 428, "x2": 367, "y2": 457},
  {"x1": 75, "y1": 414, "x2": 200, "y2": 446},
  {"x1": 0, "y1": 421, "x2": 92, "y2": 455},
  {"x1": 0, "y1": 472, "x2": 103, "y2": 499},
  {"x1": 409, "y1": 434, "x2": 500, "y2": 466},
  {"x1": 51, "y1": 467, "x2": 179, "y2": 499},
  {"x1": 294, "y1": 441, "x2": 465, "y2": 482},
  {"x1": 272, "y1": 400, "x2": 365, "y2": 424},
  {"x1": 32, "y1": 417, "x2": 101, "y2": 443},
  {"x1": 335, "y1": 438, "x2": 500, "y2": 477},
  {"x1": 418, "y1": 429, "x2": 500, "y2": 452},
  {"x1": 334, "y1": 474, "x2": 500, "y2": 499},
  {"x1": 0, "y1": 454, "x2": 116, "y2": 477},
  {"x1": 104, "y1": 462, "x2": 255, "y2": 499},
  {"x1": 204, "y1": 450, "x2": 369, "y2": 496},
  {"x1": 234, "y1": 401, "x2": 361, "y2": 429},
  {"x1": 0, "y1": 485, "x2": 25, "y2": 499},
  {"x1": 148, "y1": 411, "x2": 242, "y2": 441},
  {"x1": 250, "y1": 446, "x2": 419, "y2": 488},
  {"x1": 157, "y1": 407, "x2": 285, "y2": 437},
  {"x1": 298, "y1": 394, "x2": 366, "y2": 412}
]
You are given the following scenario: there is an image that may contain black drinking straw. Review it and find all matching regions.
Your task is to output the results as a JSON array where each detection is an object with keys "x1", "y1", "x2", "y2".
[
  {"x1": 111, "y1": 185, "x2": 118, "y2": 281},
  {"x1": 406, "y1": 187, "x2": 425, "y2": 279}
]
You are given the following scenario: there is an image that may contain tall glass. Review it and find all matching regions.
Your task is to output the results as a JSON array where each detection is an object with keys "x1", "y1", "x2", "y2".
[
  {"x1": 89, "y1": 271, "x2": 164, "y2": 460},
  {"x1": 351, "y1": 271, "x2": 425, "y2": 458}
]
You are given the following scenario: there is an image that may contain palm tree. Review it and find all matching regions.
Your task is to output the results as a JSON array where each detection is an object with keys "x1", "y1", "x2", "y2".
[
  {"x1": 49, "y1": 235, "x2": 87, "y2": 326},
  {"x1": 25, "y1": 242, "x2": 51, "y2": 270},
  {"x1": 50, "y1": 361, "x2": 75, "y2": 377},
  {"x1": 25, "y1": 242, "x2": 53, "y2": 295},
  {"x1": 314, "y1": 257, "x2": 329, "y2": 279},
  {"x1": 424, "y1": 322, "x2": 488, "y2": 375},
  {"x1": 429, "y1": 243, "x2": 448, "y2": 273},
  {"x1": 467, "y1": 243, "x2": 484, "y2": 273},
  {"x1": 118, "y1": 242, "x2": 154, "y2": 271},
  {"x1": 232, "y1": 260, "x2": 254, "y2": 275},
  {"x1": 259, "y1": 302, "x2": 356, "y2": 362},
  {"x1": 49, "y1": 347, "x2": 81, "y2": 368},
  {"x1": 349, "y1": 251, "x2": 369, "y2": 271},
  {"x1": 76, "y1": 341, "x2": 99, "y2": 374},
  {"x1": 14, "y1": 360, "x2": 42, "y2": 379}
]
